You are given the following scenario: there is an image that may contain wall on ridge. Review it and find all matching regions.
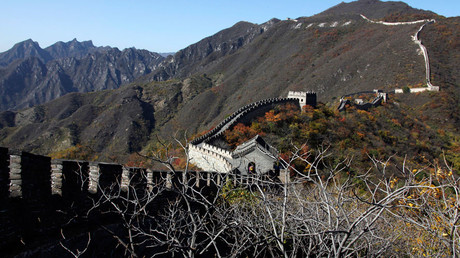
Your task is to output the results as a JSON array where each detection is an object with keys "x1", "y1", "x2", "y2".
[
  {"x1": 360, "y1": 14, "x2": 439, "y2": 93},
  {"x1": 205, "y1": 98, "x2": 299, "y2": 144},
  {"x1": 192, "y1": 97, "x2": 299, "y2": 145},
  {"x1": 189, "y1": 97, "x2": 301, "y2": 174},
  {"x1": 232, "y1": 99, "x2": 297, "y2": 128}
]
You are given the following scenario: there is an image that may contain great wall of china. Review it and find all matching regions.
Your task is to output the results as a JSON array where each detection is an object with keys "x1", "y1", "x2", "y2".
[
  {"x1": 190, "y1": 13, "x2": 443, "y2": 169},
  {"x1": 0, "y1": 146, "x2": 267, "y2": 255},
  {"x1": 0, "y1": 91, "x2": 315, "y2": 255},
  {"x1": 360, "y1": 14, "x2": 440, "y2": 93},
  {"x1": 0, "y1": 13, "x2": 443, "y2": 256},
  {"x1": 336, "y1": 15, "x2": 440, "y2": 111},
  {"x1": 188, "y1": 91, "x2": 316, "y2": 174}
]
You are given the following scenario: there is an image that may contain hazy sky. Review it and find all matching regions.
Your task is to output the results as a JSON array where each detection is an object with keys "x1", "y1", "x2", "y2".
[{"x1": 1, "y1": 0, "x2": 458, "y2": 53}]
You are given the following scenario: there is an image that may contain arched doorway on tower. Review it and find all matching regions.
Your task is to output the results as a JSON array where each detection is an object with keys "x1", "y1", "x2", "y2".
[{"x1": 248, "y1": 162, "x2": 256, "y2": 174}]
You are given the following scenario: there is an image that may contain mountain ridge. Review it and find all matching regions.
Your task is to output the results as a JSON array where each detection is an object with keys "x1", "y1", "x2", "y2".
[
  {"x1": 44, "y1": 38, "x2": 111, "y2": 60},
  {"x1": 0, "y1": 39, "x2": 52, "y2": 67},
  {"x1": 0, "y1": 39, "x2": 165, "y2": 111},
  {"x1": 317, "y1": 0, "x2": 437, "y2": 19}
]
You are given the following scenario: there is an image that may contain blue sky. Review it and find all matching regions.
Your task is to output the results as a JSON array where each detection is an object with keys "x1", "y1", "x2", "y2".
[{"x1": 1, "y1": 0, "x2": 458, "y2": 53}]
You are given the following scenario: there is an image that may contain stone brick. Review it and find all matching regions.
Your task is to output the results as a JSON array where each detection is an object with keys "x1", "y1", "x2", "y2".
[
  {"x1": 9, "y1": 173, "x2": 21, "y2": 180},
  {"x1": 8, "y1": 155, "x2": 21, "y2": 164}
]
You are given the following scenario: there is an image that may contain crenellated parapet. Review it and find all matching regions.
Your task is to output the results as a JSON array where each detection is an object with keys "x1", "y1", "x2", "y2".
[
  {"x1": 0, "y1": 147, "x2": 252, "y2": 254},
  {"x1": 188, "y1": 144, "x2": 232, "y2": 173},
  {"x1": 191, "y1": 97, "x2": 301, "y2": 145},
  {"x1": 0, "y1": 147, "x2": 237, "y2": 203},
  {"x1": 287, "y1": 91, "x2": 317, "y2": 108},
  {"x1": 201, "y1": 142, "x2": 233, "y2": 159}
]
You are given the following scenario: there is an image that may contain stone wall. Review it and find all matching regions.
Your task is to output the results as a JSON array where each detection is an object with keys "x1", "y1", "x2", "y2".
[
  {"x1": 360, "y1": 14, "x2": 440, "y2": 94},
  {"x1": 189, "y1": 97, "x2": 299, "y2": 173},
  {"x1": 201, "y1": 143, "x2": 232, "y2": 159},
  {"x1": 360, "y1": 14, "x2": 431, "y2": 26},
  {"x1": 338, "y1": 95, "x2": 383, "y2": 111},
  {"x1": 0, "y1": 147, "x2": 249, "y2": 255},
  {"x1": 189, "y1": 95, "x2": 308, "y2": 174},
  {"x1": 8, "y1": 149, "x2": 52, "y2": 200},
  {"x1": 188, "y1": 144, "x2": 232, "y2": 173},
  {"x1": 0, "y1": 147, "x2": 8, "y2": 202},
  {"x1": 192, "y1": 97, "x2": 299, "y2": 145},
  {"x1": 0, "y1": 147, "x2": 241, "y2": 199}
]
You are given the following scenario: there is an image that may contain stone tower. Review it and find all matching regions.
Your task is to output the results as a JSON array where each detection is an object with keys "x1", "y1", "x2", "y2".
[{"x1": 287, "y1": 91, "x2": 317, "y2": 108}]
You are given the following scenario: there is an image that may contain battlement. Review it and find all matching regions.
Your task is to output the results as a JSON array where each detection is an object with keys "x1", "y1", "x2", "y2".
[
  {"x1": 0, "y1": 147, "x2": 262, "y2": 254},
  {"x1": 287, "y1": 91, "x2": 316, "y2": 97},
  {"x1": 201, "y1": 143, "x2": 233, "y2": 159},
  {"x1": 0, "y1": 147, "x2": 247, "y2": 203},
  {"x1": 288, "y1": 91, "x2": 305, "y2": 97},
  {"x1": 188, "y1": 144, "x2": 232, "y2": 173}
]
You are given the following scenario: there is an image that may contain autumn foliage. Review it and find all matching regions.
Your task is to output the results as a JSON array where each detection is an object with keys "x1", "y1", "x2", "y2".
[
  {"x1": 49, "y1": 144, "x2": 97, "y2": 161},
  {"x1": 222, "y1": 94, "x2": 459, "y2": 178}
]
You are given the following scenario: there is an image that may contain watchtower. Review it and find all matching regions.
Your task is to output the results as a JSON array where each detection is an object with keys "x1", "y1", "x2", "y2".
[{"x1": 287, "y1": 91, "x2": 317, "y2": 108}]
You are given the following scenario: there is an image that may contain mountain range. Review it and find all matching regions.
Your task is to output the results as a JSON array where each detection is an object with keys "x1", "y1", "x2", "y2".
[
  {"x1": 0, "y1": 0, "x2": 458, "y2": 161},
  {"x1": 0, "y1": 39, "x2": 165, "y2": 110}
]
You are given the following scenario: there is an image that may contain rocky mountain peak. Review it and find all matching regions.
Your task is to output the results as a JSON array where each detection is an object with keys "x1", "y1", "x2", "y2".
[
  {"x1": 44, "y1": 38, "x2": 103, "y2": 60},
  {"x1": 0, "y1": 39, "x2": 165, "y2": 111},
  {"x1": 0, "y1": 39, "x2": 51, "y2": 67}
]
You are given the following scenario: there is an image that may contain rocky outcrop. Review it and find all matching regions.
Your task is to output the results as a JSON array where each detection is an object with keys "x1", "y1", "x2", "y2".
[{"x1": 44, "y1": 38, "x2": 110, "y2": 60}]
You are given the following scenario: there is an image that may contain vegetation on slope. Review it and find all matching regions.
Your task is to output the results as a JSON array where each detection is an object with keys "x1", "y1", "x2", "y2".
[{"x1": 222, "y1": 93, "x2": 459, "y2": 174}]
